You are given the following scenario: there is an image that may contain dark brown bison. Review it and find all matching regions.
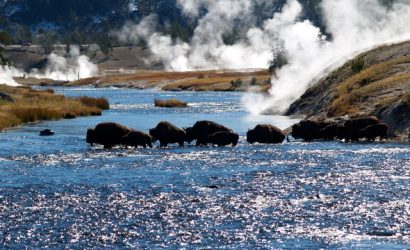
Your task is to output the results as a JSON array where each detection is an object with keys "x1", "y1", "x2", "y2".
[
  {"x1": 247, "y1": 124, "x2": 286, "y2": 144},
  {"x1": 86, "y1": 122, "x2": 133, "y2": 148},
  {"x1": 206, "y1": 131, "x2": 239, "y2": 146},
  {"x1": 149, "y1": 121, "x2": 186, "y2": 147},
  {"x1": 185, "y1": 120, "x2": 232, "y2": 146},
  {"x1": 319, "y1": 123, "x2": 346, "y2": 141},
  {"x1": 344, "y1": 116, "x2": 380, "y2": 141},
  {"x1": 357, "y1": 123, "x2": 389, "y2": 141},
  {"x1": 122, "y1": 131, "x2": 153, "y2": 148},
  {"x1": 291, "y1": 120, "x2": 332, "y2": 141}
]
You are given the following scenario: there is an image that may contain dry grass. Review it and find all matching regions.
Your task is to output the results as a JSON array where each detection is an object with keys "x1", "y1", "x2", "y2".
[
  {"x1": 78, "y1": 96, "x2": 110, "y2": 110},
  {"x1": 329, "y1": 56, "x2": 410, "y2": 116},
  {"x1": 66, "y1": 70, "x2": 271, "y2": 91},
  {"x1": 154, "y1": 99, "x2": 188, "y2": 108},
  {"x1": 0, "y1": 85, "x2": 108, "y2": 131}
]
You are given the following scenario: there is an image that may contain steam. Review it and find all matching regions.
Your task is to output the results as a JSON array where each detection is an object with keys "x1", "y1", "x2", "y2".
[
  {"x1": 0, "y1": 66, "x2": 21, "y2": 86},
  {"x1": 118, "y1": 0, "x2": 276, "y2": 71},
  {"x1": 0, "y1": 45, "x2": 99, "y2": 86},
  {"x1": 119, "y1": 0, "x2": 410, "y2": 114},
  {"x1": 245, "y1": 0, "x2": 410, "y2": 114},
  {"x1": 31, "y1": 45, "x2": 99, "y2": 81}
]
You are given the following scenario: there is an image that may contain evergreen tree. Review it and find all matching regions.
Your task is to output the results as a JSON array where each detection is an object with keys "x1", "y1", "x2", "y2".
[{"x1": 0, "y1": 14, "x2": 11, "y2": 67}]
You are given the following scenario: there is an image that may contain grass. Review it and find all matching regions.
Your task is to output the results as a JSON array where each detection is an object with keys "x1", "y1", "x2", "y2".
[
  {"x1": 65, "y1": 70, "x2": 271, "y2": 91},
  {"x1": 329, "y1": 56, "x2": 410, "y2": 116},
  {"x1": 0, "y1": 85, "x2": 109, "y2": 131},
  {"x1": 78, "y1": 96, "x2": 110, "y2": 110},
  {"x1": 154, "y1": 98, "x2": 188, "y2": 108}
]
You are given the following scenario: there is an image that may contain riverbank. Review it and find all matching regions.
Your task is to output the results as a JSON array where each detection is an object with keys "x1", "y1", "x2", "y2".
[
  {"x1": 284, "y1": 41, "x2": 410, "y2": 141},
  {"x1": 15, "y1": 69, "x2": 272, "y2": 92},
  {"x1": 0, "y1": 84, "x2": 109, "y2": 131}
]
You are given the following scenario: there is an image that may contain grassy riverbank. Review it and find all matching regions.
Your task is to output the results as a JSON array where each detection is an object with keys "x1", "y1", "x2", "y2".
[{"x1": 0, "y1": 85, "x2": 109, "y2": 131}]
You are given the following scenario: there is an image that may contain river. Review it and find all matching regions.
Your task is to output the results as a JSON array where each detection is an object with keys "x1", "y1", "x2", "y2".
[{"x1": 0, "y1": 88, "x2": 409, "y2": 248}]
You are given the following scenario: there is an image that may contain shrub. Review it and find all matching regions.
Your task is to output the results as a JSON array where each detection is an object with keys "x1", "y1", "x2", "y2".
[
  {"x1": 230, "y1": 78, "x2": 243, "y2": 88},
  {"x1": 269, "y1": 49, "x2": 288, "y2": 74},
  {"x1": 351, "y1": 56, "x2": 365, "y2": 74},
  {"x1": 154, "y1": 99, "x2": 188, "y2": 108},
  {"x1": 250, "y1": 77, "x2": 257, "y2": 86}
]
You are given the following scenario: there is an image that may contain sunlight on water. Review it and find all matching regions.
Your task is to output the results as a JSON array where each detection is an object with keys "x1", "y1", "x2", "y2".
[{"x1": 0, "y1": 88, "x2": 409, "y2": 248}]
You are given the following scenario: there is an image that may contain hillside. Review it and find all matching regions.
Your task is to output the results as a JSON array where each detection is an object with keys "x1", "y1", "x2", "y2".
[
  {"x1": 4, "y1": 45, "x2": 161, "y2": 72},
  {"x1": 286, "y1": 41, "x2": 410, "y2": 140}
]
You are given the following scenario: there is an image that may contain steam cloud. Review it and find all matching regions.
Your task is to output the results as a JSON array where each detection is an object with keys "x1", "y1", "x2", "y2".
[
  {"x1": 0, "y1": 66, "x2": 21, "y2": 86},
  {"x1": 0, "y1": 45, "x2": 99, "y2": 86},
  {"x1": 31, "y1": 45, "x2": 99, "y2": 82},
  {"x1": 119, "y1": 0, "x2": 410, "y2": 114},
  {"x1": 245, "y1": 0, "x2": 410, "y2": 114}
]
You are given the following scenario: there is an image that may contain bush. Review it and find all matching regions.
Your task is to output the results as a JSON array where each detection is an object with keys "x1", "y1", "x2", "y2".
[
  {"x1": 230, "y1": 79, "x2": 243, "y2": 88},
  {"x1": 250, "y1": 77, "x2": 257, "y2": 86},
  {"x1": 269, "y1": 49, "x2": 288, "y2": 74},
  {"x1": 351, "y1": 56, "x2": 365, "y2": 74}
]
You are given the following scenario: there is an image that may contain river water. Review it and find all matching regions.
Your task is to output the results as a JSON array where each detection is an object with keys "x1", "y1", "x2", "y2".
[{"x1": 0, "y1": 88, "x2": 409, "y2": 249}]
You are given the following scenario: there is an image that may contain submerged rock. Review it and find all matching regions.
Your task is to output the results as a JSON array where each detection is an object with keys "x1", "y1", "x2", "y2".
[{"x1": 39, "y1": 129, "x2": 55, "y2": 136}]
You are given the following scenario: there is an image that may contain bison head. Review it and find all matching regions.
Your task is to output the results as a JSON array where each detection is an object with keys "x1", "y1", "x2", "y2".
[
  {"x1": 183, "y1": 127, "x2": 194, "y2": 143},
  {"x1": 149, "y1": 128, "x2": 159, "y2": 142},
  {"x1": 86, "y1": 128, "x2": 96, "y2": 144}
]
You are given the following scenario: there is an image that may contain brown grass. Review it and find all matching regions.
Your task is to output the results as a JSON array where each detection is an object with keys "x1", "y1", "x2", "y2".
[
  {"x1": 329, "y1": 56, "x2": 410, "y2": 116},
  {"x1": 78, "y1": 96, "x2": 110, "y2": 110},
  {"x1": 66, "y1": 69, "x2": 271, "y2": 91},
  {"x1": 0, "y1": 85, "x2": 109, "y2": 131},
  {"x1": 154, "y1": 99, "x2": 188, "y2": 108}
]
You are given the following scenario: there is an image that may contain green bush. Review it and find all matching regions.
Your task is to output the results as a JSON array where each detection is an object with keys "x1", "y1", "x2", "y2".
[
  {"x1": 351, "y1": 56, "x2": 365, "y2": 74},
  {"x1": 250, "y1": 77, "x2": 257, "y2": 86},
  {"x1": 231, "y1": 79, "x2": 243, "y2": 88}
]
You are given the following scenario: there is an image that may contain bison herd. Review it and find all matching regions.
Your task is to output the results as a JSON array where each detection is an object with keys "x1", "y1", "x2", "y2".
[
  {"x1": 86, "y1": 116, "x2": 390, "y2": 149},
  {"x1": 291, "y1": 116, "x2": 388, "y2": 142}
]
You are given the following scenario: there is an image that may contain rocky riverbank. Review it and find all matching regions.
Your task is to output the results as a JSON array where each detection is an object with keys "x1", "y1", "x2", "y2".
[{"x1": 285, "y1": 41, "x2": 410, "y2": 141}]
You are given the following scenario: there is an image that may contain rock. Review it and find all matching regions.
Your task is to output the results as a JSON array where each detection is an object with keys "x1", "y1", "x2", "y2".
[
  {"x1": 39, "y1": 129, "x2": 55, "y2": 136},
  {"x1": 0, "y1": 92, "x2": 14, "y2": 102}
]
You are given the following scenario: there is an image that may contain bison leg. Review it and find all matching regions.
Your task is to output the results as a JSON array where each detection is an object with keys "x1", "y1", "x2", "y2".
[{"x1": 178, "y1": 140, "x2": 184, "y2": 147}]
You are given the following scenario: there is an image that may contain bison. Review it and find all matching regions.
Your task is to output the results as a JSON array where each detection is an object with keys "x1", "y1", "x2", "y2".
[
  {"x1": 291, "y1": 120, "x2": 332, "y2": 141},
  {"x1": 206, "y1": 131, "x2": 239, "y2": 146},
  {"x1": 86, "y1": 122, "x2": 133, "y2": 148},
  {"x1": 149, "y1": 121, "x2": 186, "y2": 147},
  {"x1": 247, "y1": 124, "x2": 286, "y2": 144},
  {"x1": 357, "y1": 123, "x2": 389, "y2": 141},
  {"x1": 344, "y1": 116, "x2": 380, "y2": 141},
  {"x1": 185, "y1": 120, "x2": 232, "y2": 146},
  {"x1": 319, "y1": 123, "x2": 346, "y2": 141},
  {"x1": 122, "y1": 131, "x2": 153, "y2": 148}
]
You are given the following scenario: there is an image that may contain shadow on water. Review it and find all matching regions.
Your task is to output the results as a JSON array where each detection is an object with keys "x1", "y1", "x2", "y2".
[{"x1": 0, "y1": 88, "x2": 409, "y2": 248}]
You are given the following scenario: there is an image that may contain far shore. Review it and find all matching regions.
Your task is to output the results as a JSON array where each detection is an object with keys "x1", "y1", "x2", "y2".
[{"x1": 14, "y1": 69, "x2": 272, "y2": 92}]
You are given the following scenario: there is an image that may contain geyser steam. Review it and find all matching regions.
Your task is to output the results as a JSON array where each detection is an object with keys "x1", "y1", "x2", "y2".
[
  {"x1": 119, "y1": 0, "x2": 410, "y2": 114},
  {"x1": 31, "y1": 45, "x2": 99, "y2": 81},
  {"x1": 0, "y1": 45, "x2": 99, "y2": 85},
  {"x1": 245, "y1": 0, "x2": 410, "y2": 114}
]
